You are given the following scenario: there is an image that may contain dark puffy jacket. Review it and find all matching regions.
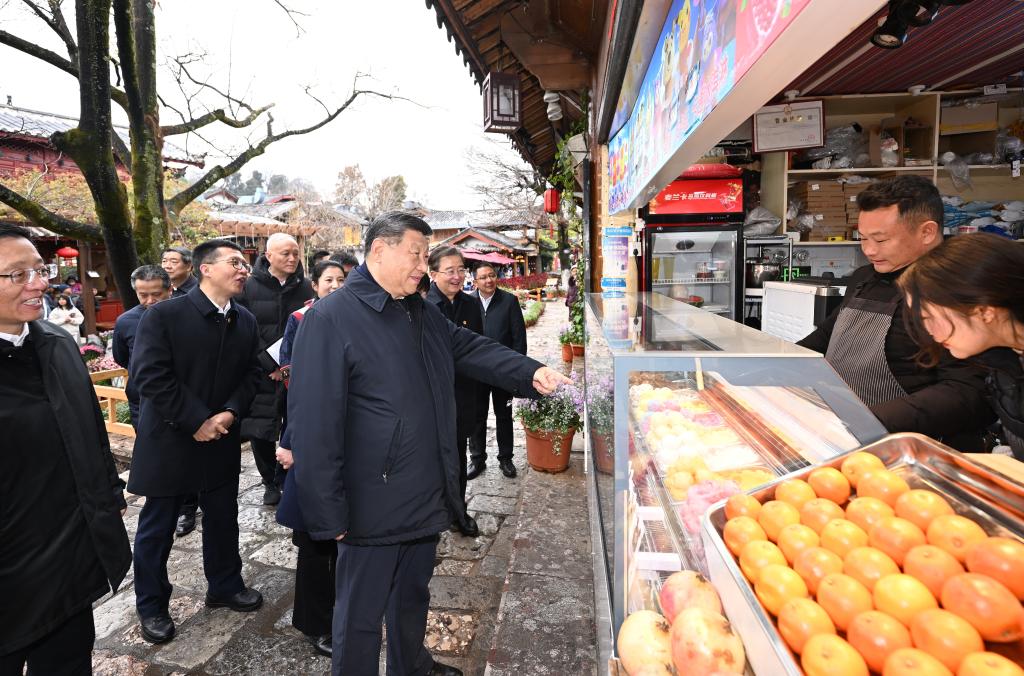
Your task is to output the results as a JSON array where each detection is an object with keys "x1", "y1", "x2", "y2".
[
  {"x1": 427, "y1": 283, "x2": 484, "y2": 438},
  {"x1": 235, "y1": 255, "x2": 313, "y2": 441},
  {"x1": 288, "y1": 266, "x2": 544, "y2": 544}
]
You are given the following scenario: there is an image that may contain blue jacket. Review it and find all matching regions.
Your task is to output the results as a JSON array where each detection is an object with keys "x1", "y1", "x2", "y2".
[
  {"x1": 111, "y1": 303, "x2": 146, "y2": 425},
  {"x1": 284, "y1": 265, "x2": 543, "y2": 543}
]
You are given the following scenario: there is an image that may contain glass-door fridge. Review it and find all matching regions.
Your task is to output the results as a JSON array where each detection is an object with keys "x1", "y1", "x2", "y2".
[{"x1": 639, "y1": 177, "x2": 746, "y2": 321}]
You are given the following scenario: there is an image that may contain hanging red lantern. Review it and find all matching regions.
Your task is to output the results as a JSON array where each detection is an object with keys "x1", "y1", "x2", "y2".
[
  {"x1": 543, "y1": 188, "x2": 560, "y2": 214},
  {"x1": 56, "y1": 246, "x2": 79, "y2": 258}
]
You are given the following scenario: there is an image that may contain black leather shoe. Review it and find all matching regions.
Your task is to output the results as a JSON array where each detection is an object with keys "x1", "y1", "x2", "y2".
[
  {"x1": 458, "y1": 515, "x2": 479, "y2": 538},
  {"x1": 430, "y1": 661, "x2": 463, "y2": 676},
  {"x1": 263, "y1": 485, "x2": 281, "y2": 506},
  {"x1": 307, "y1": 633, "x2": 332, "y2": 657},
  {"x1": 139, "y1": 614, "x2": 175, "y2": 644},
  {"x1": 205, "y1": 586, "x2": 263, "y2": 612},
  {"x1": 175, "y1": 511, "x2": 196, "y2": 537},
  {"x1": 466, "y1": 461, "x2": 486, "y2": 480},
  {"x1": 499, "y1": 459, "x2": 517, "y2": 478}
]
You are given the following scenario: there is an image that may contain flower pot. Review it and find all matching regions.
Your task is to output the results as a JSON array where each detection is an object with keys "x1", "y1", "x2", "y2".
[
  {"x1": 592, "y1": 432, "x2": 614, "y2": 475},
  {"x1": 524, "y1": 426, "x2": 575, "y2": 473},
  {"x1": 561, "y1": 343, "x2": 574, "y2": 363},
  {"x1": 570, "y1": 343, "x2": 584, "y2": 357}
]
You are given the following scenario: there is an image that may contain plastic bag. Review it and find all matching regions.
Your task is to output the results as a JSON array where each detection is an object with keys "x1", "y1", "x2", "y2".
[
  {"x1": 743, "y1": 206, "x2": 782, "y2": 237},
  {"x1": 941, "y1": 151, "x2": 973, "y2": 191},
  {"x1": 996, "y1": 129, "x2": 1023, "y2": 163},
  {"x1": 798, "y1": 124, "x2": 867, "y2": 167}
]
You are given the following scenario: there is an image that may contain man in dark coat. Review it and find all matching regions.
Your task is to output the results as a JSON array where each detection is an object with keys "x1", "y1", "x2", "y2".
[
  {"x1": 468, "y1": 262, "x2": 528, "y2": 479},
  {"x1": 798, "y1": 176, "x2": 994, "y2": 450},
  {"x1": 129, "y1": 239, "x2": 264, "y2": 644},
  {"x1": 288, "y1": 212, "x2": 570, "y2": 676},
  {"x1": 426, "y1": 245, "x2": 483, "y2": 537},
  {"x1": 237, "y1": 232, "x2": 313, "y2": 506},
  {"x1": 0, "y1": 224, "x2": 131, "y2": 674}
]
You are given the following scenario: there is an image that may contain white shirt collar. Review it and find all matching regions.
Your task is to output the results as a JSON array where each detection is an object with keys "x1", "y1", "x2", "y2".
[
  {"x1": 201, "y1": 290, "x2": 232, "y2": 316},
  {"x1": 0, "y1": 322, "x2": 30, "y2": 347},
  {"x1": 480, "y1": 291, "x2": 494, "y2": 311}
]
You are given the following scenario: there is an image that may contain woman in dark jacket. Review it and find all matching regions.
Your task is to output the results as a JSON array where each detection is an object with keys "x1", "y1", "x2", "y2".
[
  {"x1": 275, "y1": 259, "x2": 345, "y2": 658},
  {"x1": 900, "y1": 232, "x2": 1024, "y2": 458}
]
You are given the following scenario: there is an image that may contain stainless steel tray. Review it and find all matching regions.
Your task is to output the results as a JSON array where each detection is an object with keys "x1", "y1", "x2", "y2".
[{"x1": 700, "y1": 433, "x2": 1024, "y2": 676}]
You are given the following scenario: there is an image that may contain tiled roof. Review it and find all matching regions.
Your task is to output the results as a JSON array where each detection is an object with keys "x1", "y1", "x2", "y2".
[
  {"x1": 423, "y1": 207, "x2": 545, "y2": 230},
  {"x1": 0, "y1": 103, "x2": 199, "y2": 165},
  {"x1": 436, "y1": 226, "x2": 532, "y2": 252},
  {"x1": 209, "y1": 201, "x2": 298, "y2": 220}
]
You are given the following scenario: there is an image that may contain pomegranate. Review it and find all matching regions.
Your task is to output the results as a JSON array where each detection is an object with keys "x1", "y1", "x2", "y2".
[
  {"x1": 670, "y1": 607, "x2": 746, "y2": 675},
  {"x1": 659, "y1": 570, "x2": 723, "y2": 623},
  {"x1": 617, "y1": 610, "x2": 673, "y2": 675}
]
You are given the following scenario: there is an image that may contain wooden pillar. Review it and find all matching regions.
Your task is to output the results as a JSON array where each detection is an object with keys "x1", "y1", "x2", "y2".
[{"x1": 78, "y1": 241, "x2": 97, "y2": 336}]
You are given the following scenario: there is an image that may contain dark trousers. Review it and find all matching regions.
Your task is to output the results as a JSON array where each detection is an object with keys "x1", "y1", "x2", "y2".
[
  {"x1": 469, "y1": 385, "x2": 514, "y2": 462},
  {"x1": 292, "y1": 531, "x2": 337, "y2": 637},
  {"x1": 332, "y1": 536, "x2": 438, "y2": 676},
  {"x1": 251, "y1": 437, "x2": 284, "y2": 488},
  {"x1": 133, "y1": 476, "x2": 244, "y2": 618},
  {"x1": 132, "y1": 419, "x2": 198, "y2": 518},
  {"x1": 0, "y1": 607, "x2": 93, "y2": 676},
  {"x1": 457, "y1": 436, "x2": 469, "y2": 506}
]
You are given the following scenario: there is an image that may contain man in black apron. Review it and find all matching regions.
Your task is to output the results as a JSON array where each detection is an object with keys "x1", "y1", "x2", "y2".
[{"x1": 798, "y1": 176, "x2": 994, "y2": 451}]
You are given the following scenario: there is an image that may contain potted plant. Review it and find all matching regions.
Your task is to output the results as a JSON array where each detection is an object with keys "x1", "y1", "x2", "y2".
[
  {"x1": 558, "y1": 326, "x2": 574, "y2": 363},
  {"x1": 514, "y1": 378, "x2": 583, "y2": 473},
  {"x1": 566, "y1": 251, "x2": 586, "y2": 357},
  {"x1": 587, "y1": 374, "x2": 615, "y2": 475}
]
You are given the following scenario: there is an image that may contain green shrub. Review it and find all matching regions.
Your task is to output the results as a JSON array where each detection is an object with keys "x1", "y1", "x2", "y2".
[{"x1": 522, "y1": 300, "x2": 545, "y2": 327}]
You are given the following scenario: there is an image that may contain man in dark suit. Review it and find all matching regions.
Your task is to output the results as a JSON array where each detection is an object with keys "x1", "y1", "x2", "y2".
[
  {"x1": 469, "y1": 262, "x2": 528, "y2": 479},
  {"x1": 129, "y1": 239, "x2": 264, "y2": 644},
  {"x1": 0, "y1": 224, "x2": 131, "y2": 674},
  {"x1": 426, "y1": 245, "x2": 483, "y2": 537}
]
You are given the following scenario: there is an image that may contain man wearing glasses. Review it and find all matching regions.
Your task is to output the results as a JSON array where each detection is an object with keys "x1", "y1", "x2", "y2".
[
  {"x1": 0, "y1": 224, "x2": 131, "y2": 674},
  {"x1": 426, "y1": 246, "x2": 484, "y2": 538},
  {"x1": 128, "y1": 239, "x2": 264, "y2": 644}
]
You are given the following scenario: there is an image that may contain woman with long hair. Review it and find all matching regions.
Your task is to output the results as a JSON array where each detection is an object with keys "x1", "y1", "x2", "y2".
[
  {"x1": 46, "y1": 293, "x2": 84, "y2": 341},
  {"x1": 899, "y1": 233, "x2": 1024, "y2": 457}
]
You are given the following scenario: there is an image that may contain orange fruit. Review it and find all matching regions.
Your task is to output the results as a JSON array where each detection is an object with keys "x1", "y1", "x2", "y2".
[
  {"x1": 808, "y1": 467, "x2": 851, "y2": 505},
  {"x1": 776, "y1": 479, "x2": 818, "y2": 510},
  {"x1": 841, "y1": 452, "x2": 886, "y2": 489},
  {"x1": 927, "y1": 514, "x2": 988, "y2": 563},
  {"x1": 873, "y1": 573, "x2": 937, "y2": 627},
  {"x1": 846, "y1": 496, "x2": 896, "y2": 533},
  {"x1": 894, "y1": 489, "x2": 954, "y2": 532},
  {"x1": 739, "y1": 539, "x2": 787, "y2": 584},
  {"x1": 957, "y1": 652, "x2": 1024, "y2": 676},
  {"x1": 883, "y1": 647, "x2": 953, "y2": 676},
  {"x1": 777, "y1": 597, "x2": 836, "y2": 654},
  {"x1": 869, "y1": 516, "x2": 927, "y2": 566},
  {"x1": 820, "y1": 519, "x2": 869, "y2": 559},
  {"x1": 801, "y1": 634, "x2": 869, "y2": 676},
  {"x1": 940, "y1": 573, "x2": 1024, "y2": 643},
  {"x1": 910, "y1": 608, "x2": 983, "y2": 672},
  {"x1": 965, "y1": 537, "x2": 1024, "y2": 600},
  {"x1": 802, "y1": 498, "x2": 847, "y2": 534},
  {"x1": 844, "y1": 546, "x2": 900, "y2": 591},
  {"x1": 725, "y1": 493, "x2": 762, "y2": 520},
  {"x1": 758, "y1": 500, "x2": 801, "y2": 542},
  {"x1": 816, "y1": 573, "x2": 873, "y2": 631},
  {"x1": 846, "y1": 610, "x2": 913, "y2": 673},
  {"x1": 724, "y1": 516, "x2": 768, "y2": 557},
  {"x1": 778, "y1": 523, "x2": 820, "y2": 565},
  {"x1": 857, "y1": 470, "x2": 910, "y2": 507},
  {"x1": 902, "y1": 544, "x2": 965, "y2": 599},
  {"x1": 794, "y1": 546, "x2": 844, "y2": 595},
  {"x1": 756, "y1": 564, "x2": 809, "y2": 615}
]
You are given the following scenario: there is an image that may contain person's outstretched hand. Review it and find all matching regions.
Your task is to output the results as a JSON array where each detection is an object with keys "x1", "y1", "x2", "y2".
[{"x1": 532, "y1": 366, "x2": 572, "y2": 395}]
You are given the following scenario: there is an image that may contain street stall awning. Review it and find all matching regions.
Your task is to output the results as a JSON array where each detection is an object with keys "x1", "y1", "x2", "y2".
[{"x1": 482, "y1": 252, "x2": 515, "y2": 264}]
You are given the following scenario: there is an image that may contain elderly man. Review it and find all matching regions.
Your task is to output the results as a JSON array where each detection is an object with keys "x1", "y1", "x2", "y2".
[
  {"x1": 0, "y1": 224, "x2": 131, "y2": 673},
  {"x1": 237, "y1": 232, "x2": 313, "y2": 505},
  {"x1": 129, "y1": 239, "x2": 264, "y2": 644},
  {"x1": 161, "y1": 246, "x2": 197, "y2": 297},
  {"x1": 288, "y1": 212, "x2": 569, "y2": 676}
]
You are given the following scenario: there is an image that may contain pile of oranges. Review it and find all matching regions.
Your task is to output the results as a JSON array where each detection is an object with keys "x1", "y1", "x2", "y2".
[{"x1": 721, "y1": 451, "x2": 1024, "y2": 676}]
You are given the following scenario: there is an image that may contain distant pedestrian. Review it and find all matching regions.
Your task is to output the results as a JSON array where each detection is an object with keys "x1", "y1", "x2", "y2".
[
  {"x1": 46, "y1": 293, "x2": 84, "y2": 341},
  {"x1": 0, "y1": 224, "x2": 131, "y2": 674},
  {"x1": 237, "y1": 233, "x2": 313, "y2": 506},
  {"x1": 274, "y1": 259, "x2": 346, "y2": 659},
  {"x1": 288, "y1": 212, "x2": 570, "y2": 675},
  {"x1": 129, "y1": 239, "x2": 264, "y2": 644},
  {"x1": 329, "y1": 250, "x2": 359, "y2": 275},
  {"x1": 161, "y1": 246, "x2": 197, "y2": 297},
  {"x1": 469, "y1": 262, "x2": 527, "y2": 479},
  {"x1": 310, "y1": 249, "x2": 331, "y2": 268}
]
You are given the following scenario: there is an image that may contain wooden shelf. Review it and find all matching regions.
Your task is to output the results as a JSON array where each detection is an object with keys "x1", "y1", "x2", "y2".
[
  {"x1": 937, "y1": 164, "x2": 1013, "y2": 172},
  {"x1": 788, "y1": 166, "x2": 935, "y2": 175},
  {"x1": 796, "y1": 241, "x2": 862, "y2": 246}
]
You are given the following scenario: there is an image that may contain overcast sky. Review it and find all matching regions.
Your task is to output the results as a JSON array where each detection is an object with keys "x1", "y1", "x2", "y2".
[{"x1": 0, "y1": 0, "x2": 531, "y2": 208}]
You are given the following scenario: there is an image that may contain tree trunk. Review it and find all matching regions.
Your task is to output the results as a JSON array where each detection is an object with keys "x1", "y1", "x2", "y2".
[{"x1": 52, "y1": 0, "x2": 139, "y2": 308}]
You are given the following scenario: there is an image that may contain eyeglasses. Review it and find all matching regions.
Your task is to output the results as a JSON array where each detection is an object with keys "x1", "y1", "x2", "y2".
[
  {"x1": 475, "y1": 273, "x2": 497, "y2": 281},
  {"x1": 437, "y1": 267, "x2": 467, "y2": 278},
  {"x1": 208, "y1": 258, "x2": 252, "y2": 273},
  {"x1": 0, "y1": 266, "x2": 52, "y2": 286}
]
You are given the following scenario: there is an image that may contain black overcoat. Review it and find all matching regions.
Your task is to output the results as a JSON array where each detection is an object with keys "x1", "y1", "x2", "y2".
[
  {"x1": 472, "y1": 287, "x2": 527, "y2": 355},
  {"x1": 427, "y1": 283, "x2": 484, "y2": 438},
  {"x1": 288, "y1": 266, "x2": 544, "y2": 544},
  {"x1": 127, "y1": 286, "x2": 262, "y2": 496},
  {"x1": 235, "y1": 254, "x2": 313, "y2": 441}
]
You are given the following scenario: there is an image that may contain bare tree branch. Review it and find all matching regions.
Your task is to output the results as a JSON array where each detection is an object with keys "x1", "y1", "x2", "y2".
[
  {"x1": 173, "y1": 54, "x2": 257, "y2": 116},
  {"x1": 20, "y1": 0, "x2": 77, "y2": 60},
  {"x1": 0, "y1": 182, "x2": 103, "y2": 241},
  {"x1": 161, "y1": 103, "x2": 274, "y2": 136},
  {"x1": 270, "y1": 0, "x2": 308, "y2": 37}
]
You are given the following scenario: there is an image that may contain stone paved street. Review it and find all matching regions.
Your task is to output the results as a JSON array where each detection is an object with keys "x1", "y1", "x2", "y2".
[{"x1": 91, "y1": 295, "x2": 597, "y2": 675}]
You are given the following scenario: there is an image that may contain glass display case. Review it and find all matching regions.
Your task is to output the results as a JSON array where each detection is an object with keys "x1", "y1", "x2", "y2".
[{"x1": 584, "y1": 292, "x2": 888, "y2": 656}]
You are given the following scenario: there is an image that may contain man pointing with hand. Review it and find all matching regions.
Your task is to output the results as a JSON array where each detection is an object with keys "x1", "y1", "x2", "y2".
[{"x1": 287, "y1": 212, "x2": 569, "y2": 675}]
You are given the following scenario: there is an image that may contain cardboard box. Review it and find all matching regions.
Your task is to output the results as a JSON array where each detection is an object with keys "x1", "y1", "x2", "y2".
[
  {"x1": 792, "y1": 181, "x2": 844, "y2": 194},
  {"x1": 809, "y1": 225, "x2": 852, "y2": 242},
  {"x1": 843, "y1": 182, "x2": 871, "y2": 195},
  {"x1": 809, "y1": 212, "x2": 848, "y2": 226},
  {"x1": 940, "y1": 103, "x2": 999, "y2": 135}
]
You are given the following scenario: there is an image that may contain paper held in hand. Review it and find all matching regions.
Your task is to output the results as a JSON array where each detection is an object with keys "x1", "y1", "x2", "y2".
[{"x1": 265, "y1": 337, "x2": 283, "y2": 366}]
